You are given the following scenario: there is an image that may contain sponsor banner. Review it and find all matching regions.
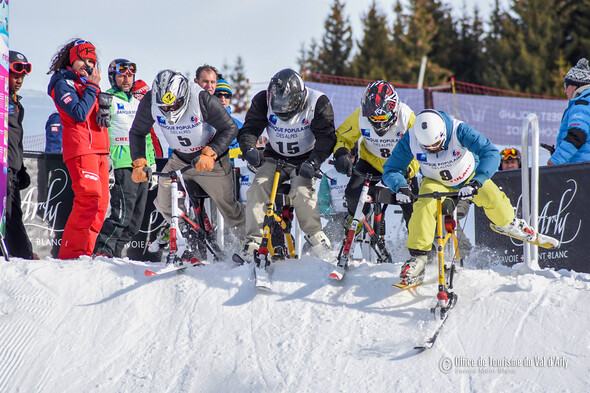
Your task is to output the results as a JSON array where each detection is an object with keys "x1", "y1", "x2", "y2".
[
  {"x1": 475, "y1": 162, "x2": 589, "y2": 273},
  {"x1": 21, "y1": 152, "x2": 165, "y2": 261},
  {"x1": 306, "y1": 82, "x2": 425, "y2": 128},
  {"x1": 433, "y1": 92, "x2": 567, "y2": 146}
]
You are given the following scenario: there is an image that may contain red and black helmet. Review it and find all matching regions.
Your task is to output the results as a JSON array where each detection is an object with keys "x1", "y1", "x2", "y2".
[{"x1": 361, "y1": 80, "x2": 400, "y2": 136}]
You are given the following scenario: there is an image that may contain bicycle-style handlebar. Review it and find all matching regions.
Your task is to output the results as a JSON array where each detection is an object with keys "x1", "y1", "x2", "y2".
[
  {"x1": 242, "y1": 155, "x2": 323, "y2": 179},
  {"x1": 151, "y1": 165, "x2": 193, "y2": 178},
  {"x1": 414, "y1": 191, "x2": 459, "y2": 200}
]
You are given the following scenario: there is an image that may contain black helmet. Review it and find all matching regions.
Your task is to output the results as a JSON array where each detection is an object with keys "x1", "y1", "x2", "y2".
[
  {"x1": 108, "y1": 58, "x2": 137, "y2": 91},
  {"x1": 152, "y1": 70, "x2": 189, "y2": 124},
  {"x1": 267, "y1": 68, "x2": 307, "y2": 121},
  {"x1": 361, "y1": 80, "x2": 400, "y2": 137}
]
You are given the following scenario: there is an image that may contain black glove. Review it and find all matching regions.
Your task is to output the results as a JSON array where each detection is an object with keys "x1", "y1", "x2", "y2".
[
  {"x1": 395, "y1": 186, "x2": 414, "y2": 204},
  {"x1": 333, "y1": 147, "x2": 353, "y2": 176},
  {"x1": 458, "y1": 180, "x2": 481, "y2": 200},
  {"x1": 96, "y1": 92, "x2": 113, "y2": 128},
  {"x1": 243, "y1": 147, "x2": 262, "y2": 167},
  {"x1": 17, "y1": 167, "x2": 30, "y2": 190},
  {"x1": 541, "y1": 143, "x2": 555, "y2": 155},
  {"x1": 298, "y1": 160, "x2": 316, "y2": 179}
]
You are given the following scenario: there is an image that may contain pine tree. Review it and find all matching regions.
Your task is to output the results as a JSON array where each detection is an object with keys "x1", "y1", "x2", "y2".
[
  {"x1": 316, "y1": 0, "x2": 353, "y2": 76},
  {"x1": 297, "y1": 38, "x2": 320, "y2": 75},
  {"x1": 228, "y1": 56, "x2": 249, "y2": 114},
  {"x1": 560, "y1": 0, "x2": 590, "y2": 66},
  {"x1": 351, "y1": 0, "x2": 390, "y2": 80}
]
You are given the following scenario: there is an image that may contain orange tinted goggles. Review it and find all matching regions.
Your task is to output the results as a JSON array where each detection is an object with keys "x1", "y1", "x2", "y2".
[{"x1": 500, "y1": 148, "x2": 521, "y2": 160}]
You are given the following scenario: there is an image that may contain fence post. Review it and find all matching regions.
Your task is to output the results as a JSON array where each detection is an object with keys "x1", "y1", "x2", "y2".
[{"x1": 520, "y1": 113, "x2": 540, "y2": 270}]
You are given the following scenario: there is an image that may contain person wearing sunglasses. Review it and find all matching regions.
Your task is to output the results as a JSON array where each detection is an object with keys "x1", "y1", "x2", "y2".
[
  {"x1": 47, "y1": 39, "x2": 110, "y2": 260},
  {"x1": 92, "y1": 59, "x2": 158, "y2": 258},
  {"x1": 129, "y1": 69, "x2": 245, "y2": 244},
  {"x1": 383, "y1": 109, "x2": 551, "y2": 286},
  {"x1": 548, "y1": 58, "x2": 590, "y2": 165},
  {"x1": 215, "y1": 79, "x2": 243, "y2": 162},
  {"x1": 5, "y1": 50, "x2": 37, "y2": 259},
  {"x1": 499, "y1": 148, "x2": 521, "y2": 170},
  {"x1": 332, "y1": 80, "x2": 420, "y2": 228}
]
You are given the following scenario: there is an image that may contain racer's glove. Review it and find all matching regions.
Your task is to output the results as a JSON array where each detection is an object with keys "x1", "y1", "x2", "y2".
[
  {"x1": 333, "y1": 147, "x2": 353, "y2": 177},
  {"x1": 131, "y1": 158, "x2": 149, "y2": 183},
  {"x1": 192, "y1": 146, "x2": 217, "y2": 172},
  {"x1": 396, "y1": 186, "x2": 414, "y2": 205},
  {"x1": 458, "y1": 180, "x2": 481, "y2": 200},
  {"x1": 298, "y1": 160, "x2": 317, "y2": 179},
  {"x1": 243, "y1": 147, "x2": 262, "y2": 167}
]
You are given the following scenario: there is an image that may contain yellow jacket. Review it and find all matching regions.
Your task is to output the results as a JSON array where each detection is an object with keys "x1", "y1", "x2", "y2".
[{"x1": 334, "y1": 106, "x2": 419, "y2": 178}]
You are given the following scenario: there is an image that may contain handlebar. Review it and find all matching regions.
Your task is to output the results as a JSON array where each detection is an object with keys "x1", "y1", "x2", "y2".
[
  {"x1": 414, "y1": 191, "x2": 459, "y2": 200},
  {"x1": 151, "y1": 165, "x2": 193, "y2": 179},
  {"x1": 327, "y1": 160, "x2": 382, "y2": 182},
  {"x1": 241, "y1": 155, "x2": 323, "y2": 179}
]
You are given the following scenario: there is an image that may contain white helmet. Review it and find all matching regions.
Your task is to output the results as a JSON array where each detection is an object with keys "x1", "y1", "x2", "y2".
[
  {"x1": 413, "y1": 109, "x2": 447, "y2": 151},
  {"x1": 152, "y1": 70, "x2": 189, "y2": 125}
]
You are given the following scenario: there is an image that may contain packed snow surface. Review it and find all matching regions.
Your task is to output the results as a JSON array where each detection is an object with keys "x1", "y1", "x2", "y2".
[{"x1": 1, "y1": 251, "x2": 589, "y2": 393}]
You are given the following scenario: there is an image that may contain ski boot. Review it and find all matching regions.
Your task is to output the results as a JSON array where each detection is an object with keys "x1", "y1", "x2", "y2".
[{"x1": 399, "y1": 255, "x2": 427, "y2": 286}]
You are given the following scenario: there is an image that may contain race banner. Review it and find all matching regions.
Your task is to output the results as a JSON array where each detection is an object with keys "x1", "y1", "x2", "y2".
[
  {"x1": 474, "y1": 162, "x2": 589, "y2": 273},
  {"x1": 21, "y1": 152, "x2": 165, "y2": 261}
]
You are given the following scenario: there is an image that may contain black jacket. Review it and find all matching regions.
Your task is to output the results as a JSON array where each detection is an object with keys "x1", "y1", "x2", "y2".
[
  {"x1": 129, "y1": 89, "x2": 238, "y2": 164},
  {"x1": 8, "y1": 92, "x2": 25, "y2": 171},
  {"x1": 238, "y1": 90, "x2": 336, "y2": 167}
]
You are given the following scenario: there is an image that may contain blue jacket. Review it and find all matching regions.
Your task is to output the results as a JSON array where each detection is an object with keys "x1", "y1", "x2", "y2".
[
  {"x1": 45, "y1": 112, "x2": 63, "y2": 153},
  {"x1": 549, "y1": 87, "x2": 590, "y2": 164},
  {"x1": 383, "y1": 111, "x2": 500, "y2": 192}
]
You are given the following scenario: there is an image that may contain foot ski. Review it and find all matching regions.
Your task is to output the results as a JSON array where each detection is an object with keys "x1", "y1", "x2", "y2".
[
  {"x1": 414, "y1": 312, "x2": 449, "y2": 351},
  {"x1": 329, "y1": 265, "x2": 346, "y2": 280},
  {"x1": 490, "y1": 223, "x2": 559, "y2": 249},
  {"x1": 144, "y1": 259, "x2": 203, "y2": 277},
  {"x1": 254, "y1": 265, "x2": 272, "y2": 290},
  {"x1": 393, "y1": 280, "x2": 423, "y2": 289}
]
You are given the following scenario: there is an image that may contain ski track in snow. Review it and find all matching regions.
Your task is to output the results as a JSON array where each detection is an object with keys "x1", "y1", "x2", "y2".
[{"x1": 0, "y1": 252, "x2": 589, "y2": 392}]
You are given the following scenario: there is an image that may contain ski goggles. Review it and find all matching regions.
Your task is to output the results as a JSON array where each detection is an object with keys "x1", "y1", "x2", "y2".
[
  {"x1": 110, "y1": 62, "x2": 137, "y2": 75},
  {"x1": 368, "y1": 113, "x2": 392, "y2": 123},
  {"x1": 422, "y1": 140, "x2": 444, "y2": 152},
  {"x1": 500, "y1": 148, "x2": 521, "y2": 160},
  {"x1": 10, "y1": 62, "x2": 32, "y2": 74}
]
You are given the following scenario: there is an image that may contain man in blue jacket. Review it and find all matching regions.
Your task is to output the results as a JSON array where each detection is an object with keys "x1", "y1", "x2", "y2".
[
  {"x1": 383, "y1": 109, "x2": 539, "y2": 285},
  {"x1": 548, "y1": 58, "x2": 590, "y2": 165}
]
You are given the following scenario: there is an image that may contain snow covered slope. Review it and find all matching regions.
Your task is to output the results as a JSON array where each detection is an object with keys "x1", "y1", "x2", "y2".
[{"x1": 1, "y1": 253, "x2": 589, "y2": 393}]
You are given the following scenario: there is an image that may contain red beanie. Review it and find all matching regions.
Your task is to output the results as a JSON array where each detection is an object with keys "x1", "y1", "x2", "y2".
[{"x1": 69, "y1": 42, "x2": 97, "y2": 65}]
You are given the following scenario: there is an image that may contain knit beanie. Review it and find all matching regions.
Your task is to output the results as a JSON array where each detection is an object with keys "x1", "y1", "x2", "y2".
[
  {"x1": 69, "y1": 41, "x2": 97, "y2": 65},
  {"x1": 215, "y1": 79, "x2": 233, "y2": 95},
  {"x1": 9, "y1": 50, "x2": 28, "y2": 64},
  {"x1": 564, "y1": 58, "x2": 590, "y2": 87}
]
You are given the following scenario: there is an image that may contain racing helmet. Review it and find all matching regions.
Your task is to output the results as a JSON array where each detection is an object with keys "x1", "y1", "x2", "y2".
[
  {"x1": 361, "y1": 80, "x2": 400, "y2": 137},
  {"x1": 152, "y1": 70, "x2": 189, "y2": 124},
  {"x1": 413, "y1": 109, "x2": 447, "y2": 151},
  {"x1": 267, "y1": 68, "x2": 307, "y2": 121}
]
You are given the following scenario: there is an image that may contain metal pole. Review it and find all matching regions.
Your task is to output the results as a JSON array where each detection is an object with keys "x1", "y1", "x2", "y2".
[{"x1": 520, "y1": 113, "x2": 540, "y2": 270}]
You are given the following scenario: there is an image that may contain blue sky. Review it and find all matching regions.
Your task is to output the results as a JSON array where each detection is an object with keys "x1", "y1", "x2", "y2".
[{"x1": 12, "y1": 0, "x2": 496, "y2": 93}]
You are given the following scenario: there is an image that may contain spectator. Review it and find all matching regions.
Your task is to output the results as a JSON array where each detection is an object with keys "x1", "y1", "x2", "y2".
[
  {"x1": 499, "y1": 148, "x2": 521, "y2": 170},
  {"x1": 47, "y1": 39, "x2": 110, "y2": 260},
  {"x1": 215, "y1": 78, "x2": 242, "y2": 161},
  {"x1": 93, "y1": 59, "x2": 157, "y2": 258},
  {"x1": 6, "y1": 50, "x2": 36, "y2": 259},
  {"x1": 548, "y1": 58, "x2": 590, "y2": 165},
  {"x1": 194, "y1": 64, "x2": 219, "y2": 94},
  {"x1": 238, "y1": 68, "x2": 336, "y2": 262},
  {"x1": 44, "y1": 111, "x2": 63, "y2": 153},
  {"x1": 132, "y1": 79, "x2": 164, "y2": 158},
  {"x1": 129, "y1": 70, "x2": 245, "y2": 248}
]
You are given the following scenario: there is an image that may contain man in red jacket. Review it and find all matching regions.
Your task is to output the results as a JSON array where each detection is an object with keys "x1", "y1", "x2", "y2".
[{"x1": 47, "y1": 39, "x2": 110, "y2": 259}]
